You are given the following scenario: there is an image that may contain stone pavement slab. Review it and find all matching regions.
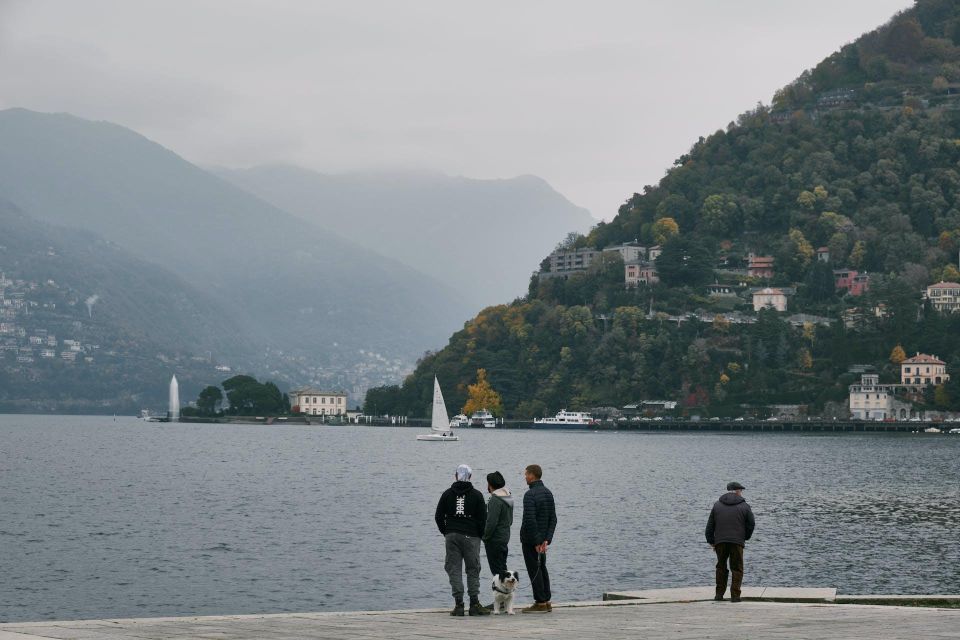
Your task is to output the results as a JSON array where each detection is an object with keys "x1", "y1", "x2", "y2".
[
  {"x1": 603, "y1": 585, "x2": 836, "y2": 602},
  {"x1": 1, "y1": 600, "x2": 958, "y2": 640}
]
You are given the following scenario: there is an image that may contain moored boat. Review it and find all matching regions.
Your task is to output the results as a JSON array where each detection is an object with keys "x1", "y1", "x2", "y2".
[
  {"x1": 470, "y1": 409, "x2": 496, "y2": 428},
  {"x1": 532, "y1": 409, "x2": 597, "y2": 429}
]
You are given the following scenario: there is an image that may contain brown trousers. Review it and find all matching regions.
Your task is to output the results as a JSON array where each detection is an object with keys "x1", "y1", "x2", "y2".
[{"x1": 714, "y1": 543, "x2": 744, "y2": 598}]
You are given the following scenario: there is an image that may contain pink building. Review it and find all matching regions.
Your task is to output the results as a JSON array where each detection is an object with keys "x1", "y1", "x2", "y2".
[
  {"x1": 834, "y1": 269, "x2": 870, "y2": 296},
  {"x1": 625, "y1": 261, "x2": 659, "y2": 286}
]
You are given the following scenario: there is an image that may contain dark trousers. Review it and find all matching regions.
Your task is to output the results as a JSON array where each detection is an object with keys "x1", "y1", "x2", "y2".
[
  {"x1": 522, "y1": 542, "x2": 551, "y2": 603},
  {"x1": 485, "y1": 541, "x2": 509, "y2": 576},
  {"x1": 714, "y1": 543, "x2": 744, "y2": 598}
]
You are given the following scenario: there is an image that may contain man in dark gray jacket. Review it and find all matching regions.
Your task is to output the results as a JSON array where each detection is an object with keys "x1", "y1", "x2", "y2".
[
  {"x1": 705, "y1": 481, "x2": 755, "y2": 602},
  {"x1": 519, "y1": 464, "x2": 556, "y2": 613}
]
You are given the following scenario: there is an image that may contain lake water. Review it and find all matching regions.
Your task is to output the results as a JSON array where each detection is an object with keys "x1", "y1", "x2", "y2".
[{"x1": 1, "y1": 415, "x2": 959, "y2": 622}]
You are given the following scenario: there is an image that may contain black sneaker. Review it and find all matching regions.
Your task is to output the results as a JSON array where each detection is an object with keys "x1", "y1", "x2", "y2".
[
  {"x1": 451, "y1": 603, "x2": 465, "y2": 616},
  {"x1": 469, "y1": 602, "x2": 491, "y2": 616}
]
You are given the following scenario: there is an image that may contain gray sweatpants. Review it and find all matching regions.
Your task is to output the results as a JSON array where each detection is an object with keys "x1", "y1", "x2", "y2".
[{"x1": 444, "y1": 532, "x2": 481, "y2": 600}]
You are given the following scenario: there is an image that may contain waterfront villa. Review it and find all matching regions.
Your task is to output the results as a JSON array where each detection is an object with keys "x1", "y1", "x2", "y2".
[
  {"x1": 900, "y1": 353, "x2": 949, "y2": 386},
  {"x1": 290, "y1": 388, "x2": 348, "y2": 416},
  {"x1": 848, "y1": 374, "x2": 914, "y2": 421}
]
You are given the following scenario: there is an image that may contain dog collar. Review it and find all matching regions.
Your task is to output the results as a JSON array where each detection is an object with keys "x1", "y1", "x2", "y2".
[{"x1": 492, "y1": 583, "x2": 511, "y2": 595}]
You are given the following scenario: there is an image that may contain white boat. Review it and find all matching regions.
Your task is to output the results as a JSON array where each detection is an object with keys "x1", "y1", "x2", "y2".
[
  {"x1": 470, "y1": 409, "x2": 496, "y2": 428},
  {"x1": 949, "y1": 428, "x2": 960, "y2": 434},
  {"x1": 417, "y1": 377, "x2": 459, "y2": 442},
  {"x1": 449, "y1": 413, "x2": 469, "y2": 428},
  {"x1": 924, "y1": 426, "x2": 941, "y2": 433},
  {"x1": 533, "y1": 409, "x2": 597, "y2": 429}
]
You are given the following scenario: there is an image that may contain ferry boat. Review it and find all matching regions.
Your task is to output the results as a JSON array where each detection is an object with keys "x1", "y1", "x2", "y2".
[
  {"x1": 470, "y1": 409, "x2": 497, "y2": 428},
  {"x1": 532, "y1": 409, "x2": 597, "y2": 429}
]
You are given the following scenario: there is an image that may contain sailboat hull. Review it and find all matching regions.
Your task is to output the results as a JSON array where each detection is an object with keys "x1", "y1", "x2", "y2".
[{"x1": 416, "y1": 433, "x2": 459, "y2": 441}]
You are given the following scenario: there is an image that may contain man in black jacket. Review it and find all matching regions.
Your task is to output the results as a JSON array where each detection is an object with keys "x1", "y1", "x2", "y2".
[
  {"x1": 519, "y1": 464, "x2": 556, "y2": 613},
  {"x1": 705, "y1": 481, "x2": 756, "y2": 602},
  {"x1": 435, "y1": 464, "x2": 489, "y2": 616}
]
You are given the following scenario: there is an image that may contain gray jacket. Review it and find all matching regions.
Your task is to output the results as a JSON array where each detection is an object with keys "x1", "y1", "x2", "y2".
[
  {"x1": 705, "y1": 492, "x2": 755, "y2": 546},
  {"x1": 482, "y1": 487, "x2": 514, "y2": 545}
]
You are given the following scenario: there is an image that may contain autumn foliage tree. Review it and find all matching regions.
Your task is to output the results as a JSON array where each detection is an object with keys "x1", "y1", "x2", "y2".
[
  {"x1": 462, "y1": 368, "x2": 504, "y2": 417},
  {"x1": 890, "y1": 344, "x2": 907, "y2": 365},
  {"x1": 651, "y1": 217, "x2": 679, "y2": 245}
]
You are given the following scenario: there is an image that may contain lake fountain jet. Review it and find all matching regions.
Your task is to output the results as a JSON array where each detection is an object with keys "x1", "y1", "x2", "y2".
[{"x1": 168, "y1": 374, "x2": 180, "y2": 421}]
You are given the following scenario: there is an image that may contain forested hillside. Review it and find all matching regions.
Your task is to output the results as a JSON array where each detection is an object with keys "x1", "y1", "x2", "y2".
[{"x1": 365, "y1": 0, "x2": 960, "y2": 419}]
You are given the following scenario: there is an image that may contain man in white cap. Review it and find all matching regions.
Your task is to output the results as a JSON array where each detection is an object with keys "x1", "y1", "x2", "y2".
[{"x1": 435, "y1": 464, "x2": 489, "y2": 616}]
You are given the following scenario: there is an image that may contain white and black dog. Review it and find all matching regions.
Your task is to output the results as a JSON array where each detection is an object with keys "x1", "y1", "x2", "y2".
[{"x1": 491, "y1": 570, "x2": 520, "y2": 614}]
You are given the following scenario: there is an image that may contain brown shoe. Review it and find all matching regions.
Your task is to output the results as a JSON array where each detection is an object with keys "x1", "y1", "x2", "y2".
[
  {"x1": 546, "y1": 601, "x2": 553, "y2": 611},
  {"x1": 522, "y1": 603, "x2": 551, "y2": 613}
]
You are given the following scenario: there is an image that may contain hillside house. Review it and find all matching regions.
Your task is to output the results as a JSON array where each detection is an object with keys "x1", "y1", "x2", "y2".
[
  {"x1": 925, "y1": 281, "x2": 960, "y2": 313},
  {"x1": 603, "y1": 242, "x2": 646, "y2": 263},
  {"x1": 647, "y1": 245, "x2": 663, "y2": 261},
  {"x1": 747, "y1": 255, "x2": 774, "y2": 278},
  {"x1": 816, "y1": 247, "x2": 830, "y2": 263},
  {"x1": 834, "y1": 269, "x2": 870, "y2": 296},
  {"x1": 625, "y1": 261, "x2": 659, "y2": 286},
  {"x1": 752, "y1": 287, "x2": 787, "y2": 312},
  {"x1": 900, "y1": 354, "x2": 949, "y2": 387}
]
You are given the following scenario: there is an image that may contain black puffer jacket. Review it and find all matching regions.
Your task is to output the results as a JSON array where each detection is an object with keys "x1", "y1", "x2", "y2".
[
  {"x1": 705, "y1": 492, "x2": 755, "y2": 545},
  {"x1": 435, "y1": 481, "x2": 487, "y2": 537},
  {"x1": 520, "y1": 480, "x2": 557, "y2": 545}
]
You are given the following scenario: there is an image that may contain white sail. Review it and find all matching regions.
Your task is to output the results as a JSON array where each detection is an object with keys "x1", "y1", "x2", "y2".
[{"x1": 431, "y1": 377, "x2": 450, "y2": 431}]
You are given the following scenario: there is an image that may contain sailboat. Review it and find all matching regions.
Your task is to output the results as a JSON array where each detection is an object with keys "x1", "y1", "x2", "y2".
[{"x1": 417, "y1": 377, "x2": 459, "y2": 442}]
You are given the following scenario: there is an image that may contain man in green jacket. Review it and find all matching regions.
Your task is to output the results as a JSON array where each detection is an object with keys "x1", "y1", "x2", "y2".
[{"x1": 482, "y1": 471, "x2": 514, "y2": 577}]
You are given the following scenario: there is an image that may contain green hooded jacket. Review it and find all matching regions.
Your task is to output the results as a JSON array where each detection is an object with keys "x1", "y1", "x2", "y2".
[{"x1": 482, "y1": 487, "x2": 514, "y2": 545}]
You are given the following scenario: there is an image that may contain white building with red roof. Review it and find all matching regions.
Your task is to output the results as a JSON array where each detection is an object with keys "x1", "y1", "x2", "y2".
[{"x1": 900, "y1": 353, "x2": 949, "y2": 386}]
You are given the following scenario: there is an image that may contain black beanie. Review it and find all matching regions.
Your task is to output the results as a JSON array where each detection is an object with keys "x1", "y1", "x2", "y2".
[{"x1": 487, "y1": 471, "x2": 506, "y2": 490}]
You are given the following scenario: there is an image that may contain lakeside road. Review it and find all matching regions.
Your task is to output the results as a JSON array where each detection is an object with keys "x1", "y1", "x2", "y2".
[{"x1": 2, "y1": 599, "x2": 958, "y2": 640}]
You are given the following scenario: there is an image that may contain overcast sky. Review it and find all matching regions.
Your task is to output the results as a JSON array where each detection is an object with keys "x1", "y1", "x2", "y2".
[{"x1": 0, "y1": 0, "x2": 912, "y2": 221}]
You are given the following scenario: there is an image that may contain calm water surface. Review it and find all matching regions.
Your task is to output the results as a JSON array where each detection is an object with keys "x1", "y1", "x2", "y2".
[{"x1": 1, "y1": 415, "x2": 959, "y2": 622}]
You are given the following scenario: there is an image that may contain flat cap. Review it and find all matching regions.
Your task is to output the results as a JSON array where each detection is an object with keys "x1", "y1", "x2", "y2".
[{"x1": 726, "y1": 481, "x2": 746, "y2": 491}]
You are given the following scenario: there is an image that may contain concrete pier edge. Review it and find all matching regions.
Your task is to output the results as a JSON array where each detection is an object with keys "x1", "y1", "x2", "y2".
[{"x1": 3, "y1": 587, "x2": 959, "y2": 640}]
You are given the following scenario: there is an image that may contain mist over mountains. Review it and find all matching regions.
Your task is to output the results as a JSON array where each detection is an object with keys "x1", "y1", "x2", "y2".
[
  {"x1": 0, "y1": 108, "x2": 590, "y2": 409},
  {"x1": 214, "y1": 165, "x2": 594, "y2": 307}
]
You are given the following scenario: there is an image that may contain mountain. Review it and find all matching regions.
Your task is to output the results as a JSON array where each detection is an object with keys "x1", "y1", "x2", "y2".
[
  {"x1": 0, "y1": 199, "x2": 247, "y2": 412},
  {"x1": 363, "y1": 0, "x2": 960, "y2": 419},
  {"x1": 213, "y1": 165, "x2": 594, "y2": 307},
  {"x1": 0, "y1": 109, "x2": 469, "y2": 394}
]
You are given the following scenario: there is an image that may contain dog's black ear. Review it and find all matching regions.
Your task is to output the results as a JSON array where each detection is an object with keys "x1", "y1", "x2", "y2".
[{"x1": 514, "y1": 572, "x2": 520, "y2": 582}]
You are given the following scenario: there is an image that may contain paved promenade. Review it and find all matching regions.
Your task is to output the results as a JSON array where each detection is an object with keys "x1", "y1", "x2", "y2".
[{"x1": 1, "y1": 598, "x2": 958, "y2": 640}]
